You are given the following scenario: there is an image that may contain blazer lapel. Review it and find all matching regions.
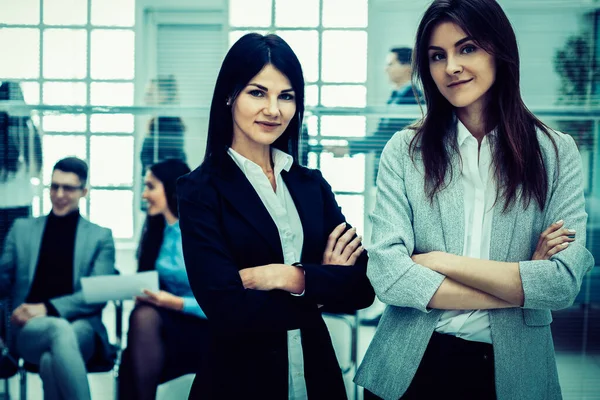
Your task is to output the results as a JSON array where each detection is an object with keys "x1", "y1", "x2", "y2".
[
  {"x1": 211, "y1": 154, "x2": 282, "y2": 256},
  {"x1": 73, "y1": 218, "x2": 89, "y2": 286},
  {"x1": 28, "y1": 217, "x2": 47, "y2": 283},
  {"x1": 282, "y1": 166, "x2": 322, "y2": 260},
  {"x1": 435, "y1": 155, "x2": 465, "y2": 255}
]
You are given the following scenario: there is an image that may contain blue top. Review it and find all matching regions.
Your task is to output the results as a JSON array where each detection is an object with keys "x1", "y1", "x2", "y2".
[{"x1": 155, "y1": 221, "x2": 207, "y2": 319}]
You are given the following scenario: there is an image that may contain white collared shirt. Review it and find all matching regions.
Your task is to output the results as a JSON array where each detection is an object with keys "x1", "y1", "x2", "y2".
[
  {"x1": 435, "y1": 120, "x2": 496, "y2": 344},
  {"x1": 228, "y1": 147, "x2": 308, "y2": 400}
]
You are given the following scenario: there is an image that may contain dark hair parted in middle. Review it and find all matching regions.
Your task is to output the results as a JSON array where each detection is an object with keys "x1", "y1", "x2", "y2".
[
  {"x1": 411, "y1": 0, "x2": 556, "y2": 211},
  {"x1": 204, "y1": 33, "x2": 305, "y2": 162}
]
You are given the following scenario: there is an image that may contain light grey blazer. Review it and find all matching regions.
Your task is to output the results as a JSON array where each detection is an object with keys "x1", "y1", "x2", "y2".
[
  {"x1": 354, "y1": 127, "x2": 595, "y2": 400},
  {"x1": 0, "y1": 215, "x2": 117, "y2": 364}
]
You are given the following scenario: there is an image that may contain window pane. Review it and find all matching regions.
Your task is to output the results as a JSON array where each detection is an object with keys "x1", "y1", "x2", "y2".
[
  {"x1": 90, "y1": 114, "x2": 134, "y2": 133},
  {"x1": 322, "y1": 31, "x2": 367, "y2": 83},
  {"x1": 41, "y1": 188, "x2": 87, "y2": 217},
  {"x1": 276, "y1": 30, "x2": 319, "y2": 83},
  {"x1": 322, "y1": 0, "x2": 367, "y2": 28},
  {"x1": 90, "y1": 136, "x2": 133, "y2": 186},
  {"x1": 43, "y1": 29, "x2": 87, "y2": 79},
  {"x1": 320, "y1": 152, "x2": 365, "y2": 192},
  {"x1": 0, "y1": 0, "x2": 40, "y2": 24},
  {"x1": 275, "y1": 0, "x2": 319, "y2": 27},
  {"x1": 89, "y1": 190, "x2": 134, "y2": 239},
  {"x1": 0, "y1": 29, "x2": 40, "y2": 79},
  {"x1": 90, "y1": 83, "x2": 134, "y2": 106},
  {"x1": 91, "y1": 0, "x2": 135, "y2": 27},
  {"x1": 42, "y1": 135, "x2": 87, "y2": 184},
  {"x1": 21, "y1": 82, "x2": 40, "y2": 105},
  {"x1": 42, "y1": 114, "x2": 87, "y2": 132},
  {"x1": 229, "y1": 0, "x2": 272, "y2": 27},
  {"x1": 91, "y1": 30, "x2": 135, "y2": 79},
  {"x1": 229, "y1": 30, "x2": 269, "y2": 47},
  {"x1": 42, "y1": 82, "x2": 87, "y2": 105},
  {"x1": 306, "y1": 85, "x2": 318, "y2": 107},
  {"x1": 305, "y1": 115, "x2": 318, "y2": 137},
  {"x1": 44, "y1": 0, "x2": 87, "y2": 25},
  {"x1": 321, "y1": 116, "x2": 365, "y2": 137},
  {"x1": 321, "y1": 85, "x2": 367, "y2": 107},
  {"x1": 336, "y1": 194, "x2": 364, "y2": 236}
]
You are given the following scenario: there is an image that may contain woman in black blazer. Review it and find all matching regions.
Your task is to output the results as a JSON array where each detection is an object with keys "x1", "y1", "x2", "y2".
[{"x1": 177, "y1": 33, "x2": 375, "y2": 399}]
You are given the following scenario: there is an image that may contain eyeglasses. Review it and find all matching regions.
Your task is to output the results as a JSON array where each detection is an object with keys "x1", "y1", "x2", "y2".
[{"x1": 50, "y1": 183, "x2": 84, "y2": 193}]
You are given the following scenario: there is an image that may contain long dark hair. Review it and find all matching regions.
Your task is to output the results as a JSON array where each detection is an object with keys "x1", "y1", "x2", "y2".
[
  {"x1": 0, "y1": 81, "x2": 42, "y2": 181},
  {"x1": 204, "y1": 33, "x2": 305, "y2": 163},
  {"x1": 412, "y1": 0, "x2": 556, "y2": 210},
  {"x1": 137, "y1": 159, "x2": 191, "y2": 272}
]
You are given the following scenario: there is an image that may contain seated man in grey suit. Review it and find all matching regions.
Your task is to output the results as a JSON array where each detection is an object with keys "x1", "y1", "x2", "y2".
[{"x1": 0, "y1": 157, "x2": 116, "y2": 400}]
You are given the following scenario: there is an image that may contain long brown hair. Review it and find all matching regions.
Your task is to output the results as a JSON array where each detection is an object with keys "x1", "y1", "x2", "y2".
[{"x1": 412, "y1": 0, "x2": 557, "y2": 211}]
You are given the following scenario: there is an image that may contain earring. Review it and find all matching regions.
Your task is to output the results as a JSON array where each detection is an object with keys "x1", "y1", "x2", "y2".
[{"x1": 226, "y1": 98, "x2": 231, "y2": 106}]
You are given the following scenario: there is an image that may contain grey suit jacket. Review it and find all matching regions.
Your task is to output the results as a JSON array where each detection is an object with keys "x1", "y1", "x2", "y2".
[
  {"x1": 354, "y1": 127, "x2": 595, "y2": 400},
  {"x1": 0, "y1": 215, "x2": 117, "y2": 365}
]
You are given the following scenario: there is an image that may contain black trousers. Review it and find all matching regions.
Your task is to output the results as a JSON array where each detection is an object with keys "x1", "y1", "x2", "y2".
[{"x1": 364, "y1": 332, "x2": 496, "y2": 400}]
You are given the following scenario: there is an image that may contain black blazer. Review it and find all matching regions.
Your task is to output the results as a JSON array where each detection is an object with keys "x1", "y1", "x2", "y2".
[{"x1": 177, "y1": 151, "x2": 375, "y2": 400}]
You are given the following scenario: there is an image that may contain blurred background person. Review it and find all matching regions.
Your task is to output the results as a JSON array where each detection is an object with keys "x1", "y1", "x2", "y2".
[
  {"x1": 0, "y1": 157, "x2": 116, "y2": 400},
  {"x1": 119, "y1": 158, "x2": 210, "y2": 400},
  {"x1": 325, "y1": 47, "x2": 422, "y2": 185},
  {"x1": 0, "y1": 81, "x2": 42, "y2": 250}
]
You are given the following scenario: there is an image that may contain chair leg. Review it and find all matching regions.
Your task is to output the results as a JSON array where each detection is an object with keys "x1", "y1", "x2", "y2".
[{"x1": 18, "y1": 360, "x2": 25, "y2": 400}]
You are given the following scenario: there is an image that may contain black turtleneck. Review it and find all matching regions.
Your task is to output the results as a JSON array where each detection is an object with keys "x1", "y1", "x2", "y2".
[{"x1": 26, "y1": 210, "x2": 80, "y2": 314}]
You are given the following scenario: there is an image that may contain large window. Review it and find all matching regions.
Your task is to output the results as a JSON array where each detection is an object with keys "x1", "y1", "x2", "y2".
[
  {"x1": 0, "y1": 0, "x2": 136, "y2": 239},
  {"x1": 229, "y1": 0, "x2": 369, "y2": 234}
]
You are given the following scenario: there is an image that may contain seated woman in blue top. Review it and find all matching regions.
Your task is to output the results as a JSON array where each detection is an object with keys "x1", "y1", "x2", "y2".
[{"x1": 119, "y1": 159, "x2": 209, "y2": 400}]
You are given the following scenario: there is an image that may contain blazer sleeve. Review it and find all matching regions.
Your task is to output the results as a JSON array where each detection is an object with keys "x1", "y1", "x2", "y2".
[
  {"x1": 519, "y1": 133, "x2": 595, "y2": 310},
  {"x1": 298, "y1": 170, "x2": 375, "y2": 313},
  {"x1": 177, "y1": 175, "x2": 319, "y2": 333},
  {"x1": 367, "y1": 131, "x2": 445, "y2": 313},
  {"x1": 0, "y1": 220, "x2": 20, "y2": 298},
  {"x1": 49, "y1": 228, "x2": 116, "y2": 319}
]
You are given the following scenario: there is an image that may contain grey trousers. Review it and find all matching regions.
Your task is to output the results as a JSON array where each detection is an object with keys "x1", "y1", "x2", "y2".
[{"x1": 15, "y1": 316, "x2": 96, "y2": 400}]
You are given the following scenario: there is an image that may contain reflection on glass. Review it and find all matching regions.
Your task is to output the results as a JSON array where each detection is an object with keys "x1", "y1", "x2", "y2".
[
  {"x1": 0, "y1": 28, "x2": 40, "y2": 79},
  {"x1": 321, "y1": 85, "x2": 367, "y2": 107},
  {"x1": 89, "y1": 189, "x2": 133, "y2": 239},
  {"x1": 90, "y1": 82, "x2": 134, "y2": 106},
  {"x1": 90, "y1": 114, "x2": 134, "y2": 133},
  {"x1": 229, "y1": 0, "x2": 272, "y2": 28},
  {"x1": 319, "y1": 152, "x2": 365, "y2": 193},
  {"x1": 322, "y1": 0, "x2": 367, "y2": 28},
  {"x1": 42, "y1": 114, "x2": 87, "y2": 133},
  {"x1": 0, "y1": 0, "x2": 40, "y2": 25},
  {"x1": 91, "y1": 30, "x2": 135, "y2": 79},
  {"x1": 90, "y1": 136, "x2": 133, "y2": 186},
  {"x1": 91, "y1": 0, "x2": 135, "y2": 27},
  {"x1": 44, "y1": 0, "x2": 87, "y2": 25},
  {"x1": 306, "y1": 85, "x2": 319, "y2": 107},
  {"x1": 276, "y1": 30, "x2": 319, "y2": 83},
  {"x1": 336, "y1": 194, "x2": 364, "y2": 236},
  {"x1": 322, "y1": 31, "x2": 367, "y2": 83},
  {"x1": 42, "y1": 135, "x2": 86, "y2": 184},
  {"x1": 43, "y1": 29, "x2": 87, "y2": 79},
  {"x1": 42, "y1": 82, "x2": 87, "y2": 105},
  {"x1": 321, "y1": 116, "x2": 366, "y2": 137},
  {"x1": 275, "y1": 0, "x2": 319, "y2": 27}
]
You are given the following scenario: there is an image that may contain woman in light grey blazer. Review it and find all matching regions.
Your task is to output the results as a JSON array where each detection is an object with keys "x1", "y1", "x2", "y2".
[{"x1": 355, "y1": 0, "x2": 595, "y2": 399}]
